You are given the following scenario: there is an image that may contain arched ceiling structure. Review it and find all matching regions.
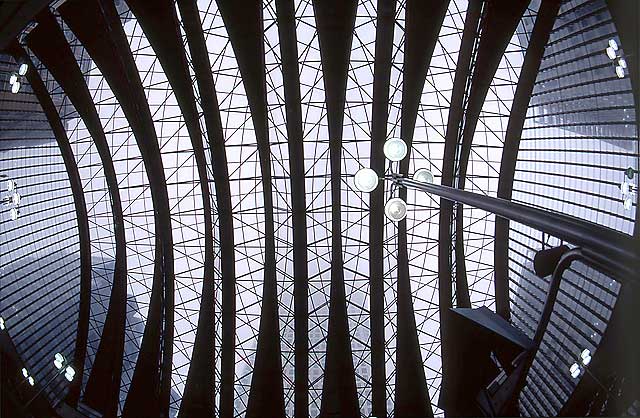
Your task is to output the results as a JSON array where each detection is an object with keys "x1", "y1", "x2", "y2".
[{"x1": 0, "y1": 0, "x2": 638, "y2": 417}]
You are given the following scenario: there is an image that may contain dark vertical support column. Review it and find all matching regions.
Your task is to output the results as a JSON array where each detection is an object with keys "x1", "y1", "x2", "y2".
[
  {"x1": 57, "y1": 1, "x2": 175, "y2": 416},
  {"x1": 368, "y1": 0, "x2": 395, "y2": 416},
  {"x1": 120, "y1": 0, "x2": 217, "y2": 413},
  {"x1": 437, "y1": 0, "x2": 482, "y2": 409},
  {"x1": 312, "y1": 0, "x2": 360, "y2": 416},
  {"x1": 495, "y1": 0, "x2": 560, "y2": 320},
  {"x1": 8, "y1": 44, "x2": 92, "y2": 409},
  {"x1": 439, "y1": 1, "x2": 530, "y2": 407},
  {"x1": 274, "y1": 1, "x2": 309, "y2": 417},
  {"x1": 215, "y1": 1, "x2": 283, "y2": 416},
  {"x1": 455, "y1": 0, "x2": 530, "y2": 309},
  {"x1": 395, "y1": 1, "x2": 449, "y2": 416},
  {"x1": 175, "y1": 1, "x2": 235, "y2": 416},
  {"x1": 25, "y1": 11, "x2": 129, "y2": 416}
]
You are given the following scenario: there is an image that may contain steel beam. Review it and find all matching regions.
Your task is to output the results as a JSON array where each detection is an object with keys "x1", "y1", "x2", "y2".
[
  {"x1": 175, "y1": 0, "x2": 235, "y2": 416},
  {"x1": 437, "y1": 0, "x2": 482, "y2": 409},
  {"x1": 119, "y1": 1, "x2": 216, "y2": 415},
  {"x1": 8, "y1": 43, "x2": 92, "y2": 409},
  {"x1": 0, "y1": 0, "x2": 50, "y2": 50},
  {"x1": 215, "y1": 1, "x2": 283, "y2": 416},
  {"x1": 57, "y1": 1, "x2": 175, "y2": 416},
  {"x1": 494, "y1": 0, "x2": 561, "y2": 320},
  {"x1": 274, "y1": 0, "x2": 309, "y2": 416},
  {"x1": 25, "y1": 10, "x2": 129, "y2": 416},
  {"x1": 452, "y1": 0, "x2": 529, "y2": 310},
  {"x1": 398, "y1": 178, "x2": 640, "y2": 282},
  {"x1": 367, "y1": 0, "x2": 395, "y2": 415},
  {"x1": 312, "y1": 0, "x2": 360, "y2": 416},
  {"x1": 395, "y1": 1, "x2": 449, "y2": 416}
]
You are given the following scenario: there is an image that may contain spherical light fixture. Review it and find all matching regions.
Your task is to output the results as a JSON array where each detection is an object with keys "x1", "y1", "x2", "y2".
[
  {"x1": 621, "y1": 181, "x2": 631, "y2": 195},
  {"x1": 384, "y1": 197, "x2": 407, "y2": 222},
  {"x1": 11, "y1": 192, "x2": 21, "y2": 205},
  {"x1": 22, "y1": 368, "x2": 29, "y2": 378},
  {"x1": 18, "y1": 63, "x2": 28, "y2": 76},
  {"x1": 11, "y1": 81, "x2": 21, "y2": 94},
  {"x1": 54, "y1": 353, "x2": 65, "y2": 370},
  {"x1": 383, "y1": 138, "x2": 408, "y2": 162},
  {"x1": 353, "y1": 168, "x2": 379, "y2": 193},
  {"x1": 608, "y1": 39, "x2": 619, "y2": 51},
  {"x1": 580, "y1": 348, "x2": 592, "y2": 366},
  {"x1": 6, "y1": 179, "x2": 15, "y2": 192},
  {"x1": 618, "y1": 58, "x2": 628, "y2": 69},
  {"x1": 413, "y1": 168, "x2": 434, "y2": 184},
  {"x1": 569, "y1": 362, "x2": 581, "y2": 379},
  {"x1": 0, "y1": 316, "x2": 5, "y2": 330},
  {"x1": 28, "y1": 376, "x2": 35, "y2": 386},
  {"x1": 605, "y1": 46, "x2": 617, "y2": 60},
  {"x1": 615, "y1": 65, "x2": 625, "y2": 79},
  {"x1": 64, "y1": 365, "x2": 76, "y2": 382},
  {"x1": 9, "y1": 72, "x2": 19, "y2": 86},
  {"x1": 623, "y1": 196, "x2": 633, "y2": 211},
  {"x1": 10, "y1": 207, "x2": 19, "y2": 221}
]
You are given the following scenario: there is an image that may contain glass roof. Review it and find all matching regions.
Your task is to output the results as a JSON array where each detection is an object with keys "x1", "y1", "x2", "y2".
[{"x1": 1, "y1": 0, "x2": 637, "y2": 417}]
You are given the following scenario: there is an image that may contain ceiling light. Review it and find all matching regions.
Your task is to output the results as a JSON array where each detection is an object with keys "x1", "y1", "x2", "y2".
[
  {"x1": 6, "y1": 180, "x2": 15, "y2": 192},
  {"x1": 615, "y1": 65, "x2": 625, "y2": 79},
  {"x1": 621, "y1": 181, "x2": 631, "y2": 196},
  {"x1": 54, "y1": 353, "x2": 65, "y2": 370},
  {"x1": 569, "y1": 362, "x2": 581, "y2": 379},
  {"x1": 383, "y1": 138, "x2": 408, "y2": 162},
  {"x1": 22, "y1": 368, "x2": 29, "y2": 378},
  {"x1": 608, "y1": 39, "x2": 619, "y2": 51},
  {"x1": 623, "y1": 196, "x2": 633, "y2": 211},
  {"x1": 618, "y1": 58, "x2": 627, "y2": 69},
  {"x1": 413, "y1": 168, "x2": 434, "y2": 184},
  {"x1": 28, "y1": 376, "x2": 35, "y2": 386},
  {"x1": 605, "y1": 46, "x2": 616, "y2": 60},
  {"x1": 353, "y1": 168, "x2": 379, "y2": 193},
  {"x1": 580, "y1": 349, "x2": 592, "y2": 366},
  {"x1": 11, "y1": 192, "x2": 21, "y2": 205},
  {"x1": 384, "y1": 197, "x2": 407, "y2": 222},
  {"x1": 64, "y1": 365, "x2": 76, "y2": 382},
  {"x1": 0, "y1": 316, "x2": 5, "y2": 330},
  {"x1": 18, "y1": 63, "x2": 28, "y2": 76},
  {"x1": 10, "y1": 207, "x2": 19, "y2": 221},
  {"x1": 9, "y1": 72, "x2": 19, "y2": 85},
  {"x1": 11, "y1": 81, "x2": 21, "y2": 94}
]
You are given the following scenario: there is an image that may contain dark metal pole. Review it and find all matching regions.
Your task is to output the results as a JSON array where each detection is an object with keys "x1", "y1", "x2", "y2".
[{"x1": 395, "y1": 177, "x2": 640, "y2": 284}]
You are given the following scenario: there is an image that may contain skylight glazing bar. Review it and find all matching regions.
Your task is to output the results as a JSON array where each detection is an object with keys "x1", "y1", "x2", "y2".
[
  {"x1": 118, "y1": 2, "x2": 212, "y2": 413},
  {"x1": 0, "y1": 50, "x2": 85, "y2": 407},
  {"x1": 272, "y1": 0, "x2": 309, "y2": 416},
  {"x1": 57, "y1": 1, "x2": 176, "y2": 414},
  {"x1": 197, "y1": 2, "x2": 267, "y2": 415},
  {"x1": 23, "y1": 13, "x2": 130, "y2": 413}
]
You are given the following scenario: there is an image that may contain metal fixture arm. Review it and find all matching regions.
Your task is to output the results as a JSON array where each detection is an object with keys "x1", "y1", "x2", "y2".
[{"x1": 394, "y1": 177, "x2": 639, "y2": 284}]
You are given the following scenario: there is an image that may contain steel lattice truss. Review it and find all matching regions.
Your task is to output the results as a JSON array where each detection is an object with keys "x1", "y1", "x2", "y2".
[{"x1": 7, "y1": 0, "x2": 636, "y2": 417}]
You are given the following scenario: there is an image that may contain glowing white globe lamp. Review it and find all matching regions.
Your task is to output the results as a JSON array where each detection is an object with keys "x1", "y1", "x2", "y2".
[
  {"x1": 383, "y1": 138, "x2": 408, "y2": 162},
  {"x1": 384, "y1": 198, "x2": 407, "y2": 222},
  {"x1": 413, "y1": 168, "x2": 434, "y2": 184},
  {"x1": 354, "y1": 168, "x2": 379, "y2": 193}
]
